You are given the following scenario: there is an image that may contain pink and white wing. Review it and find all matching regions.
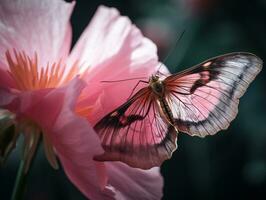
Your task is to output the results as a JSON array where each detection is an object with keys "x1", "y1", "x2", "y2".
[
  {"x1": 94, "y1": 87, "x2": 177, "y2": 169},
  {"x1": 163, "y1": 52, "x2": 262, "y2": 137}
]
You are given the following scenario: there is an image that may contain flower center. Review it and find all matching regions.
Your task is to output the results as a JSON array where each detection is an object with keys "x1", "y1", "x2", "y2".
[{"x1": 6, "y1": 50, "x2": 79, "y2": 91}]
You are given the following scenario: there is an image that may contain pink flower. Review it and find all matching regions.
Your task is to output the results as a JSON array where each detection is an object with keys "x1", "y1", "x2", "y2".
[{"x1": 0, "y1": 0, "x2": 164, "y2": 199}]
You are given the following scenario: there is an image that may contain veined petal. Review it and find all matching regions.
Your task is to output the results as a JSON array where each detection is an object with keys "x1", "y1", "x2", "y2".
[
  {"x1": 106, "y1": 162, "x2": 163, "y2": 200},
  {"x1": 0, "y1": 0, "x2": 74, "y2": 70}
]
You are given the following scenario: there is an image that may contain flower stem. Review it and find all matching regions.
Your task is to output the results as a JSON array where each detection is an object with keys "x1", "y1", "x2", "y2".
[
  {"x1": 11, "y1": 137, "x2": 41, "y2": 200},
  {"x1": 11, "y1": 158, "x2": 27, "y2": 200}
]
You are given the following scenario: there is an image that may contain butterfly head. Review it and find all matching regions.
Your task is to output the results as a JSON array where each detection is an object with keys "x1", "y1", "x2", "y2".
[
  {"x1": 150, "y1": 74, "x2": 159, "y2": 82},
  {"x1": 149, "y1": 75, "x2": 164, "y2": 95}
]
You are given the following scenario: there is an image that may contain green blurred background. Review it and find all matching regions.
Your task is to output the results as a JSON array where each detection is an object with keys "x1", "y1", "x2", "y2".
[{"x1": 1, "y1": 0, "x2": 265, "y2": 199}]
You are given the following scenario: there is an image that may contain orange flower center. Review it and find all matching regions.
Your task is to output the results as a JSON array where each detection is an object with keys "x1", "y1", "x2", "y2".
[
  {"x1": 6, "y1": 50, "x2": 79, "y2": 91},
  {"x1": 4, "y1": 50, "x2": 82, "y2": 170}
]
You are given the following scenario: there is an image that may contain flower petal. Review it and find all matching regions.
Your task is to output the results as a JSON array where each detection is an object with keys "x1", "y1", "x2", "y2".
[
  {"x1": 0, "y1": 0, "x2": 74, "y2": 69},
  {"x1": 73, "y1": 6, "x2": 168, "y2": 124},
  {"x1": 106, "y1": 162, "x2": 163, "y2": 200},
  {"x1": 69, "y1": 5, "x2": 158, "y2": 75},
  {"x1": 45, "y1": 78, "x2": 116, "y2": 200}
]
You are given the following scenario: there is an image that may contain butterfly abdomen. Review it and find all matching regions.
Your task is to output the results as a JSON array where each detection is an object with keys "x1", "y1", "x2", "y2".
[{"x1": 158, "y1": 97, "x2": 177, "y2": 130}]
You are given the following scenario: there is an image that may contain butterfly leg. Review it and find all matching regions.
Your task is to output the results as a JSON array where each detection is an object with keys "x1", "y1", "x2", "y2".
[{"x1": 127, "y1": 80, "x2": 148, "y2": 100}]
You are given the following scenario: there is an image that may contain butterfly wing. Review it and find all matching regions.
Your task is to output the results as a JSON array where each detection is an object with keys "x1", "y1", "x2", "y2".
[
  {"x1": 163, "y1": 52, "x2": 262, "y2": 137},
  {"x1": 94, "y1": 87, "x2": 177, "y2": 169}
]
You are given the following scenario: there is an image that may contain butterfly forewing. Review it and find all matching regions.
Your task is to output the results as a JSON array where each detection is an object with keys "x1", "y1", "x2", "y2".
[
  {"x1": 163, "y1": 52, "x2": 262, "y2": 136},
  {"x1": 94, "y1": 87, "x2": 177, "y2": 169}
]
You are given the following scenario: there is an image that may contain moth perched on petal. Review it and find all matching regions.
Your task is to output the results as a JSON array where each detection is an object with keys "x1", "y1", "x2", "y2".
[{"x1": 94, "y1": 52, "x2": 262, "y2": 169}]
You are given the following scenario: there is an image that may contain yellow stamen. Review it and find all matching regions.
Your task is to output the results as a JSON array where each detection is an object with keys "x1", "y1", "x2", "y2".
[{"x1": 6, "y1": 50, "x2": 79, "y2": 91}]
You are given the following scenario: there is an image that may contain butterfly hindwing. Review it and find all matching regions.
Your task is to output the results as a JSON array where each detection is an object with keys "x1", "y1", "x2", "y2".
[
  {"x1": 94, "y1": 87, "x2": 178, "y2": 169},
  {"x1": 163, "y1": 52, "x2": 262, "y2": 137}
]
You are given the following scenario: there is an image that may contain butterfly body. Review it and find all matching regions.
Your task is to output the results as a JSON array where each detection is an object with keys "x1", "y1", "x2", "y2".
[
  {"x1": 149, "y1": 75, "x2": 177, "y2": 128},
  {"x1": 94, "y1": 52, "x2": 262, "y2": 169}
]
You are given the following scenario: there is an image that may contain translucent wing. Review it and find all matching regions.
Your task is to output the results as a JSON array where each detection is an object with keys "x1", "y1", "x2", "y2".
[
  {"x1": 163, "y1": 52, "x2": 262, "y2": 137},
  {"x1": 94, "y1": 87, "x2": 177, "y2": 169}
]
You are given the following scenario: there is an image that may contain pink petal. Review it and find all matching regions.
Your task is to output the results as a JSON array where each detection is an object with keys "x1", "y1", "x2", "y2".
[
  {"x1": 73, "y1": 5, "x2": 168, "y2": 124},
  {"x1": 0, "y1": 0, "x2": 74, "y2": 69},
  {"x1": 0, "y1": 86, "x2": 63, "y2": 129},
  {"x1": 44, "y1": 78, "x2": 116, "y2": 200},
  {"x1": 70, "y1": 6, "x2": 158, "y2": 78},
  {"x1": 69, "y1": 5, "x2": 158, "y2": 75},
  {"x1": 106, "y1": 162, "x2": 163, "y2": 200}
]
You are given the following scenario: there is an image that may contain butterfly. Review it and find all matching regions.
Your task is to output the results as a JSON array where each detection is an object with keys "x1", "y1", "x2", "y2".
[{"x1": 94, "y1": 52, "x2": 262, "y2": 169}]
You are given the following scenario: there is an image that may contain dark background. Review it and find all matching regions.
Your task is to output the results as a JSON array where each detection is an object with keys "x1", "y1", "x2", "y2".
[{"x1": 1, "y1": 0, "x2": 266, "y2": 199}]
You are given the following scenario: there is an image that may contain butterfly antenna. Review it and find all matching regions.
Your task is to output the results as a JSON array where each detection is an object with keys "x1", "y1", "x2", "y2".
[
  {"x1": 101, "y1": 77, "x2": 147, "y2": 83},
  {"x1": 157, "y1": 30, "x2": 186, "y2": 74}
]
